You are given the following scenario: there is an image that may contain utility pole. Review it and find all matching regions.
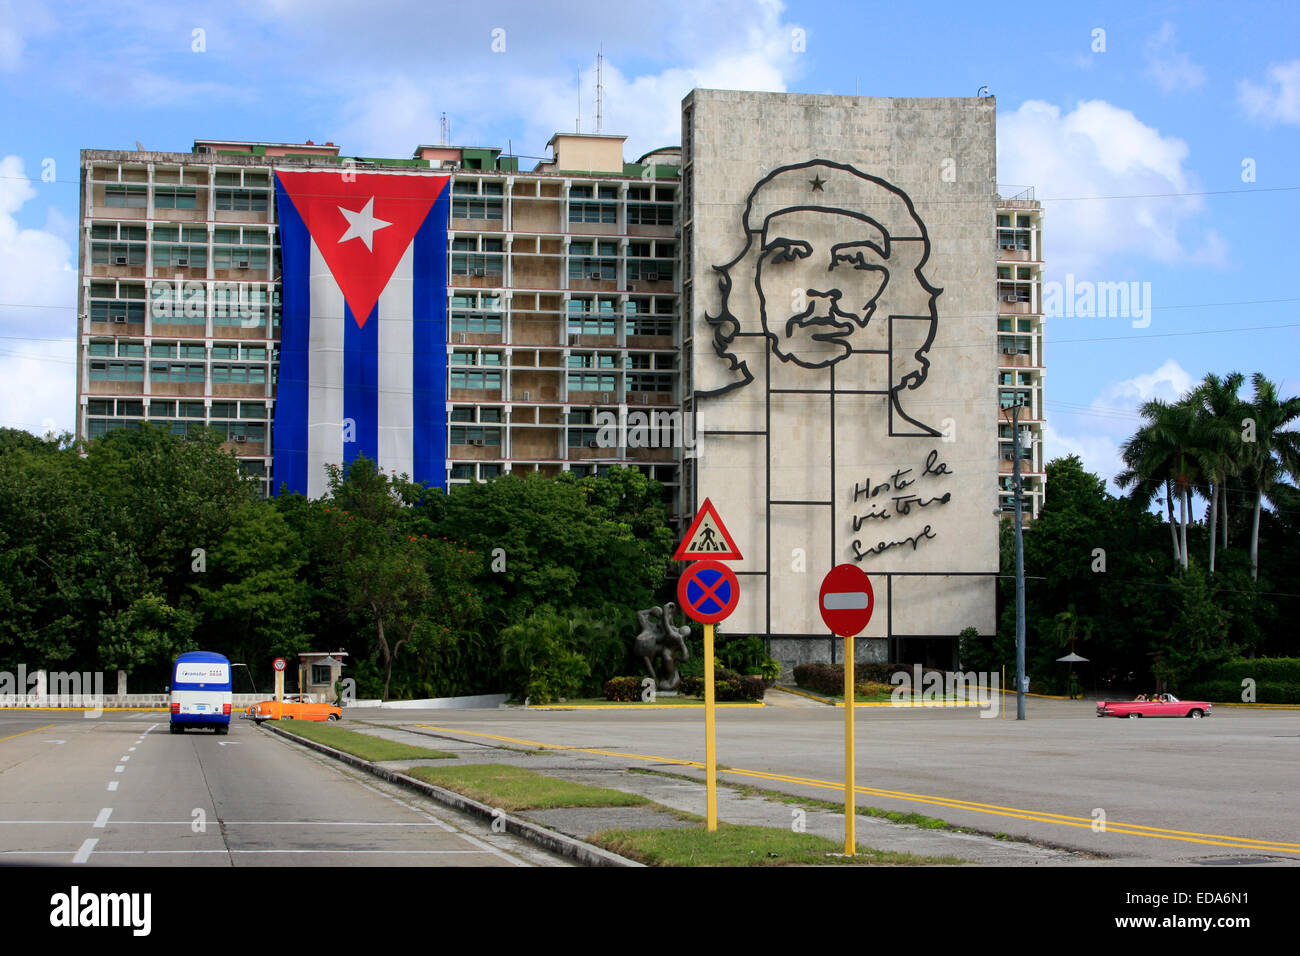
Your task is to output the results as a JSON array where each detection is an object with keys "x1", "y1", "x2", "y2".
[{"x1": 1011, "y1": 401, "x2": 1027, "y2": 720}]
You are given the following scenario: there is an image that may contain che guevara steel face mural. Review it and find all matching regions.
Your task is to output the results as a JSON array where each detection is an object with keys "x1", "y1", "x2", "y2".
[
  {"x1": 699, "y1": 159, "x2": 941, "y2": 439},
  {"x1": 689, "y1": 149, "x2": 994, "y2": 643}
]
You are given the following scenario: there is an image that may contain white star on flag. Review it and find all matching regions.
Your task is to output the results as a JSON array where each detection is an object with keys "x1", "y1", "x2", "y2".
[{"x1": 337, "y1": 197, "x2": 391, "y2": 251}]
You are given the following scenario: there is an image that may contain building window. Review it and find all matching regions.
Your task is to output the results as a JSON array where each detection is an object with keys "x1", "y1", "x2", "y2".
[
  {"x1": 150, "y1": 363, "x2": 205, "y2": 384},
  {"x1": 89, "y1": 361, "x2": 144, "y2": 382},
  {"x1": 450, "y1": 464, "x2": 475, "y2": 480},
  {"x1": 568, "y1": 372, "x2": 616, "y2": 392},
  {"x1": 450, "y1": 238, "x2": 504, "y2": 277},
  {"x1": 91, "y1": 242, "x2": 146, "y2": 267},
  {"x1": 103, "y1": 185, "x2": 147, "y2": 208},
  {"x1": 211, "y1": 364, "x2": 267, "y2": 385},
  {"x1": 154, "y1": 187, "x2": 198, "y2": 210},
  {"x1": 449, "y1": 369, "x2": 502, "y2": 389},
  {"x1": 627, "y1": 373, "x2": 673, "y2": 394},
  {"x1": 449, "y1": 426, "x2": 502, "y2": 446},
  {"x1": 214, "y1": 188, "x2": 269, "y2": 212},
  {"x1": 213, "y1": 246, "x2": 268, "y2": 270}
]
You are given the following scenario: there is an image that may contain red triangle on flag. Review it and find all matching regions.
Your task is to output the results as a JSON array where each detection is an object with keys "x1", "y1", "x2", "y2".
[
  {"x1": 275, "y1": 170, "x2": 450, "y2": 327},
  {"x1": 673, "y1": 497, "x2": 743, "y2": 561}
]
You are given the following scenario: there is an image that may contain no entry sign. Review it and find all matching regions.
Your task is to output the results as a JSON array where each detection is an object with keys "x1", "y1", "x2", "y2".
[
  {"x1": 819, "y1": 564, "x2": 874, "y2": 636},
  {"x1": 678, "y1": 560, "x2": 740, "y2": 624}
]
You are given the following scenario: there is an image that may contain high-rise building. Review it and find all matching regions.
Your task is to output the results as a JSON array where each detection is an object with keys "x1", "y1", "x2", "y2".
[
  {"x1": 75, "y1": 90, "x2": 1045, "y2": 663},
  {"x1": 995, "y1": 190, "x2": 1046, "y2": 518}
]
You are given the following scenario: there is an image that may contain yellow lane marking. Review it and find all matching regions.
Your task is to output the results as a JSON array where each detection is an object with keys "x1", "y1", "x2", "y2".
[
  {"x1": 527, "y1": 703, "x2": 763, "y2": 710},
  {"x1": 413, "y1": 723, "x2": 1300, "y2": 856},
  {"x1": 0, "y1": 723, "x2": 56, "y2": 743}
]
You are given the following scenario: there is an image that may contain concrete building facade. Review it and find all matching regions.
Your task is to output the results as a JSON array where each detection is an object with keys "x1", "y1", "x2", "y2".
[
  {"x1": 682, "y1": 91, "x2": 1004, "y2": 669},
  {"x1": 74, "y1": 89, "x2": 1043, "y2": 666}
]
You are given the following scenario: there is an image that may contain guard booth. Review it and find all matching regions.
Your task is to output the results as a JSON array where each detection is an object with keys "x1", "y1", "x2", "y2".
[{"x1": 297, "y1": 652, "x2": 347, "y2": 702}]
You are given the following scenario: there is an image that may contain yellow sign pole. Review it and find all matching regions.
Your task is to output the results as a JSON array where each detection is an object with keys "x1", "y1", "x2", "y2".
[
  {"x1": 844, "y1": 631, "x2": 856, "y2": 856},
  {"x1": 704, "y1": 622, "x2": 717, "y2": 831}
]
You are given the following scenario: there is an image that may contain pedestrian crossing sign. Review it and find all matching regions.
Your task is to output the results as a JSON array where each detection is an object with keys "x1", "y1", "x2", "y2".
[{"x1": 673, "y1": 497, "x2": 743, "y2": 561}]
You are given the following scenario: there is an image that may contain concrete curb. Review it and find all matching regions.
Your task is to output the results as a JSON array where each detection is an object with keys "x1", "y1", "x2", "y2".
[{"x1": 261, "y1": 722, "x2": 644, "y2": 868}]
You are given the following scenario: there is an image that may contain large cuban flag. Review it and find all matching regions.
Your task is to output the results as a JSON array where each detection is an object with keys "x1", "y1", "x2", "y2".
[{"x1": 272, "y1": 170, "x2": 451, "y2": 498}]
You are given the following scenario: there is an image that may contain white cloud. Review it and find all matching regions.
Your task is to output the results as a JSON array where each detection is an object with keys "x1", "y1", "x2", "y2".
[
  {"x1": 0, "y1": 338, "x2": 76, "y2": 437},
  {"x1": 1238, "y1": 59, "x2": 1300, "y2": 126},
  {"x1": 0, "y1": 155, "x2": 76, "y2": 438},
  {"x1": 1144, "y1": 22, "x2": 1205, "y2": 93},
  {"x1": 1044, "y1": 358, "x2": 1194, "y2": 493},
  {"x1": 330, "y1": 0, "x2": 804, "y2": 161},
  {"x1": 998, "y1": 99, "x2": 1225, "y2": 275},
  {"x1": 0, "y1": 155, "x2": 77, "y2": 337}
]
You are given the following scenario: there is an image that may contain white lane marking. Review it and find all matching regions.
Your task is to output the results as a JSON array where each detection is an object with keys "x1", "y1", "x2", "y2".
[
  {"x1": 120, "y1": 755, "x2": 130, "y2": 761},
  {"x1": 0, "y1": 820, "x2": 448, "y2": 826},
  {"x1": 93, "y1": 808, "x2": 112, "y2": 829},
  {"x1": 216, "y1": 741, "x2": 241, "y2": 746},
  {"x1": 90, "y1": 849, "x2": 495, "y2": 855},
  {"x1": 107, "y1": 781, "x2": 118, "y2": 791},
  {"x1": 113, "y1": 765, "x2": 125, "y2": 773},
  {"x1": 128, "y1": 747, "x2": 136, "y2": 752},
  {"x1": 72, "y1": 838, "x2": 97, "y2": 863},
  {"x1": 44, "y1": 739, "x2": 66, "y2": 744},
  {"x1": 349, "y1": 775, "x2": 527, "y2": 867}
]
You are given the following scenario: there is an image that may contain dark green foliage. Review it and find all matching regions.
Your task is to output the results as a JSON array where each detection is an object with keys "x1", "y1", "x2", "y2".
[
  {"x1": 603, "y1": 676, "x2": 645, "y2": 701},
  {"x1": 679, "y1": 667, "x2": 765, "y2": 701}
]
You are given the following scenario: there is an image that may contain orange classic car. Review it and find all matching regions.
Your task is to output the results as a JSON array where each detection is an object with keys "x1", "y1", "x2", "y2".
[{"x1": 244, "y1": 695, "x2": 342, "y2": 723}]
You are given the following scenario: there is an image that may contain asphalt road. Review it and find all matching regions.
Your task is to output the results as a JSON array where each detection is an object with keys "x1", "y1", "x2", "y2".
[
  {"x1": 0, "y1": 711, "x2": 567, "y2": 867},
  {"x1": 350, "y1": 694, "x2": 1300, "y2": 866}
]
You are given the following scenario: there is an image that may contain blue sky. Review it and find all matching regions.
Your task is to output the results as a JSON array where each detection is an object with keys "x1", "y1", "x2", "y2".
[{"x1": 2, "y1": 0, "x2": 1297, "y2": 503}]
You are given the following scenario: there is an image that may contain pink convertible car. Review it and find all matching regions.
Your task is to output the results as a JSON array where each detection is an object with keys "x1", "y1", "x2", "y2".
[{"x1": 1097, "y1": 694, "x2": 1212, "y2": 719}]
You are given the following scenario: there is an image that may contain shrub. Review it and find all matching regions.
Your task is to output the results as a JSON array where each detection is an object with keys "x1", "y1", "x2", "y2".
[
  {"x1": 1181, "y1": 678, "x2": 1300, "y2": 704},
  {"x1": 498, "y1": 606, "x2": 590, "y2": 704},
  {"x1": 603, "y1": 676, "x2": 646, "y2": 702},
  {"x1": 795, "y1": 662, "x2": 946, "y2": 696},
  {"x1": 677, "y1": 667, "x2": 765, "y2": 701}
]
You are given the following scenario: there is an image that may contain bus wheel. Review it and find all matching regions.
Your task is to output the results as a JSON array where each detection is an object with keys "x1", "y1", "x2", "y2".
[{"x1": 169, "y1": 724, "x2": 182, "y2": 734}]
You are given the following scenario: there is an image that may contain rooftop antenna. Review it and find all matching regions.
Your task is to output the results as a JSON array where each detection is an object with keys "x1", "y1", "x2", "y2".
[
  {"x1": 135, "y1": 141, "x2": 145, "y2": 151},
  {"x1": 440, "y1": 112, "x2": 448, "y2": 146},
  {"x1": 596, "y1": 45, "x2": 604, "y2": 134},
  {"x1": 576, "y1": 67, "x2": 582, "y2": 133}
]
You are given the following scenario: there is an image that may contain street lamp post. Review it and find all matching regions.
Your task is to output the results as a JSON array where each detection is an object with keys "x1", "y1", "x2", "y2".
[{"x1": 1010, "y1": 401, "x2": 1027, "y2": 721}]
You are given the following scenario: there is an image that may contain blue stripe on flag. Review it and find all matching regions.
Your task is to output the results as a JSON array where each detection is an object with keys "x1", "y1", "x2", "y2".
[
  {"x1": 413, "y1": 189, "x2": 449, "y2": 489},
  {"x1": 272, "y1": 178, "x2": 309, "y2": 496},
  {"x1": 343, "y1": 301, "x2": 379, "y2": 468}
]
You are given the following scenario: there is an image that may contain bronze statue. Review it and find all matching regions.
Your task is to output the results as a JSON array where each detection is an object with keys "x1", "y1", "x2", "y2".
[{"x1": 634, "y1": 604, "x2": 692, "y2": 691}]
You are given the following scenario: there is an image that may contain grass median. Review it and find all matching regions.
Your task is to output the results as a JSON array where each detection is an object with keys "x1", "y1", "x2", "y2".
[
  {"x1": 268, "y1": 719, "x2": 456, "y2": 761},
  {"x1": 406, "y1": 763, "x2": 652, "y2": 811},
  {"x1": 589, "y1": 824, "x2": 966, "y2": 866}
]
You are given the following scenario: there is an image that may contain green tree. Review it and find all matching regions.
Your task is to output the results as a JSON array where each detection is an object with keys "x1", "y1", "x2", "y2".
[
  {"x1": 189, "y1": 501, "x2": 315, "y2": 679},
  {"x1": 318, "y1": 458, "x2": 483, "y2": 699},
  {"x1": 1238, "y1": 373, "x2": 1300, "y2": 581},
  {"x1": 1188, "y1": 372, "x2": 1246, "y2": 574}
]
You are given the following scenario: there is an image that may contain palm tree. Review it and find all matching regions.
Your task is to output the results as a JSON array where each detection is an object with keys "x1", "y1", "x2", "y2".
[
  {"x1": 1189, "y1": 372, "x2": 1246, "y2": 574},
  {"x1": 1239, "y1": 373, "x2": 1300, "y2": 581},
  {"x1": 1119, "y1": 397, "x2": 1204, "y2": 570},
  {"x1": 1118, "y1": 421, "x2": 1181, "y2": 566}
]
